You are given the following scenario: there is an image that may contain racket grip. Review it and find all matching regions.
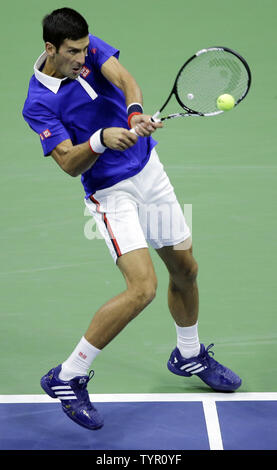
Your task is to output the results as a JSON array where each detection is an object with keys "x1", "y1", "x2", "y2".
[
  {"x1": 130, "y1": 112, "x2": 161, "y2": 135},
  {"x1": 130, "y1": 127, "x2": 139, "y2": 135},
  {"x1": 151, "y1": 111, "x2": 161, "y2": 122}
]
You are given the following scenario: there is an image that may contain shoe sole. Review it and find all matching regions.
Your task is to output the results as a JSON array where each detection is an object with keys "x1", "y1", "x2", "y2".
[{"x1": 63, "y1": 408, "x2": 104, "y2": 430}]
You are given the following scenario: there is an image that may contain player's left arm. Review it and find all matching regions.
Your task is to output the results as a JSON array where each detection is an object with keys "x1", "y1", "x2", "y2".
[{"x1": 101, "y1": 56, "x2": 163, "y2": 136}]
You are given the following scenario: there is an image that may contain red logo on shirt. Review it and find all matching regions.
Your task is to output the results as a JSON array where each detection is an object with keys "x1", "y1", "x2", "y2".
[
  {"x1": 40, "y1": 129, "x2": 52, "y2": 140},
  {"x1": 80, "y1": 66, "x2": 91, "y2": 78},
  {"x1": 91, "y1": 48, "x2": 97, "y2": 54}
]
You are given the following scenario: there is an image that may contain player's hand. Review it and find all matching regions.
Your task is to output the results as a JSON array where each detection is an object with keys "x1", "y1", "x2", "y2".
[
  {"x1": 102, "y1": 127, "x2": 138, "y2": 151},
  {"x1": 130, "y1": 114, "x2": 163, "y2": 137}
]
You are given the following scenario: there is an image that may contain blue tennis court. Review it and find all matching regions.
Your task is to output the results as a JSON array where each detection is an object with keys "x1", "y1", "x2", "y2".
[{"x1": 1, "y1": 393, "x2": 276, "y2": 451}]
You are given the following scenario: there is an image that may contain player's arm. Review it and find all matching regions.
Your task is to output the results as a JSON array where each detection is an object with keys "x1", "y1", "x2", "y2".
[
  {"x1": 51, "y1": 139, "x2": 98, "y2": 177},
  {"x1": 101, "y1": 56, "x2": 163, "y2": 135},
  {"x1": 51, "y1": 128, "x2": 138, "y2": 177}
]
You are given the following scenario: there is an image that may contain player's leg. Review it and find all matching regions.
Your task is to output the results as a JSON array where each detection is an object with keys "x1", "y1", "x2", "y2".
[
  {"x1": 58, "y1": 184, "x2": 157, "y2": 380},
  {"x1": 156, "y1": 238, "x2": 198, "y2": 326},
  {"x1": 58, "y1": 246, "x2": 157, "y2": 381},
  {"x1": 140, "y1": 148, "x2": 241, "y2": 391},
  {"x1": 157, "y1": 240, "x2": 241, "y2": 391},
  {"x1": 136, "y1": 148, "x2": 200, "y2": 357},
  {"x1": 84, "y1": 247, "x2": 157, "y2": 349},
  {"x1": 155, "y1": 238, "x2": 201, "y2": 359},
  {"x1": 40, "y1": 180, "x2": 157, "y2": 429},
  {"x1": 40, "y1": 229, "x2": 156, "y2": 429}
]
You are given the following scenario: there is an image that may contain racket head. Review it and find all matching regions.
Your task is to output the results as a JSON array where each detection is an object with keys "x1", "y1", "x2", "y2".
[{"x1": 171, "y1": 46, "x2": 251, "y2": 117}]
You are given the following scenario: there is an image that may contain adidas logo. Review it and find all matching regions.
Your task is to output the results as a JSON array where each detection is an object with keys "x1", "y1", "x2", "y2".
[
  {"x1": 180, "y1": 361, "x2": 207, "y2": 374},
  {"x1": 51, "y1": 385, "x2": 77, "y2": 400}
]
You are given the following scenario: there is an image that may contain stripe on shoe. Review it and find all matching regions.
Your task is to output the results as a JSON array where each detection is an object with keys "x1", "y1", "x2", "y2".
[
  {"x1": 180, "y1": 362, "x2": 207, "y2": 374},
  {"x1": 51, "y1": 385, "x2": 77, "y2": 400},
  {"x1": 51, "y1": 386, "x2": 71, "y2": 390}
]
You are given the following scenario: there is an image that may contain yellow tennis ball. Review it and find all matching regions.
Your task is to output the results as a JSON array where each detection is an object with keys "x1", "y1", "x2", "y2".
[{"x1": 217, "y1": 94, "x2": 235, "y2": 111}]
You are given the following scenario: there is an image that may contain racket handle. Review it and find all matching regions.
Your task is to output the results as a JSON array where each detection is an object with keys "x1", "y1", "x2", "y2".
[
  {"x1": 130, "y1": 111, "x2": 161, "y2": 135},
  {"x1": 151, "y1": 111, "x2": 161, "y2": 122},
  {"x1": 130, "y1": 127, "x2": 139, "y2": 135}
]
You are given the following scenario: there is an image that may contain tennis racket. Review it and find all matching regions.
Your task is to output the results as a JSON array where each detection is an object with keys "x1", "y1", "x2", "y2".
[{"x1": 131, "y1": 46, "x2": 251, "y2": 132}]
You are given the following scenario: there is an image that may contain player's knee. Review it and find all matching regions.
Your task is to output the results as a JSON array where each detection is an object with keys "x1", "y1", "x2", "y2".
[
  {"x1": 138, "y1": 278, "x2": 157, "y2": 306},
  {"x1": 184, "y1": 259, "x2": 198, "y2": 282},
  {"x1": 171, "y1": 257, "x2": 198, "y2": 284},
  {"x1": 130, "y1": 277, "x2": 157, "y2": 310}
]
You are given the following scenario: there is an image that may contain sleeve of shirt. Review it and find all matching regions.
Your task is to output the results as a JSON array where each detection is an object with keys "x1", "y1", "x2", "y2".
[
  {"x1": 22, "y1": 101, "x2": 70, "y2": 156},
  {"x1": 87, "y1": 34, "x2": 120, "y2": 70}
]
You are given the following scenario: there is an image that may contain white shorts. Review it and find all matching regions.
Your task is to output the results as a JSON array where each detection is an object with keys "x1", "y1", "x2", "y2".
[{"x1": 84, "y1": 148, "x2": 191, "y2": 262}]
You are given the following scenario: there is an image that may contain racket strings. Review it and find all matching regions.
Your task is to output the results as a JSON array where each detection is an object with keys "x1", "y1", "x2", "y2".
[{"x1": 176, "y1": 49, "x2": 249, "y2": 115}]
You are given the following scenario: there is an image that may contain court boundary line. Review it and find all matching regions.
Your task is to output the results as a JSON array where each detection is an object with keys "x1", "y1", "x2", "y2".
[
  {"x1": 0, "y1": 392, "x2": 276, "y2": 403},
  {"x1": 202, "y1": 398, "x2": 223, "y2": 450}
]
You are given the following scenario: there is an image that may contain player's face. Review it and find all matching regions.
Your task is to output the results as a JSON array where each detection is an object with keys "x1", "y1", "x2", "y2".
[{"x1": 51, "y1": 36, "x2": 90, "y2": 79}]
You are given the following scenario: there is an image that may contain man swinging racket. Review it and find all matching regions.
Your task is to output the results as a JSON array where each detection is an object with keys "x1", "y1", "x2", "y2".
[{"x1": 23, "y1": 7, "x2": 241, "y2": 431}]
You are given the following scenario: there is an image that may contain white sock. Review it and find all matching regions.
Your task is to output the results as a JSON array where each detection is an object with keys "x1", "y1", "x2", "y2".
[
  {"x1": 59, "y1": 336, "x2": 101, "y2": 381},
  {"x1": 175, "y1": 322, "x2": 201, "y2": 359}
]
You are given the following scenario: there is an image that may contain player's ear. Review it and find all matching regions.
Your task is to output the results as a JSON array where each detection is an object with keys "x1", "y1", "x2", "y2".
[{"x1": 45, "y1": 42, "x2": 57, "y2": 57}]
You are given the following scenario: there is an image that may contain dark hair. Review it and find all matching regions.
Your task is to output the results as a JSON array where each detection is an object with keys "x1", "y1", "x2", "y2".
[{"x1": 42, "y1": 7, "x2": 89, "y2": 51}]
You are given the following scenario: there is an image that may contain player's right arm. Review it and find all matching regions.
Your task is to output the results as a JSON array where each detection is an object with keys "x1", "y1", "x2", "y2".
[{"x1": 51, "y1": 127, "x2": 138, "y2": 177}]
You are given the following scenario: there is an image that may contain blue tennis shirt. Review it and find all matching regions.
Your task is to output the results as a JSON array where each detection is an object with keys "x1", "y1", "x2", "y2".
[{"x1": 22, "y1": 34, "x2": 157, "y2": 198}]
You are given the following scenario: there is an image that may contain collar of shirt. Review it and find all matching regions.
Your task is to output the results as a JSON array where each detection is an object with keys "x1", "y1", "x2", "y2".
[
  {"x1": 33, "y1": 51, "x2": 98, "y2": 101},
  {"x1": 34, "y1": 51, "x2": 68, "y2": 94}
]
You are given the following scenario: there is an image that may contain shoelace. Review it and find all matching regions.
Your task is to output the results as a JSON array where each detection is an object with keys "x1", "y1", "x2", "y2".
[
  {"x1": 199, "y1": 343, "x2": 217, "y2": 367},
  {"x1": 205, "y1": 343, "x2": 215, "y2": 356},
  {"x1": 75, "y1": 370, "x2": 96, "y2": 410}
]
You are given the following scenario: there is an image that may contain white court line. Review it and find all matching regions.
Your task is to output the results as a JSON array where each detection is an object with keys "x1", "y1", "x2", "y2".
[
  {"x1": 1, "y1": 392, "x2": 277, "y2": 403},
  {"x1": 0, "y1": 261, "x2": 92, "y2": 276},
  {"x1": 202, "y1": 399, "x2": 223, "y2": 451}
]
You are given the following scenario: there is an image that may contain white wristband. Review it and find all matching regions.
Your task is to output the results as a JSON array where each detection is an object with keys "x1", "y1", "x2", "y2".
[{"x1": 89, "y1": 129, "x2": 106, "y2": 155}]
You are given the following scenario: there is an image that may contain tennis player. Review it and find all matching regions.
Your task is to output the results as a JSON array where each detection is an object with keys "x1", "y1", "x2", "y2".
[{"x1": 23, "y1": 7, "x2": 241, "y2": 431}]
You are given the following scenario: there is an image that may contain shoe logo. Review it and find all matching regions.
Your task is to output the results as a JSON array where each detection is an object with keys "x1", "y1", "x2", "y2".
[
  {"x1": 78, "y1": 377, "x2": 87, "y2": 385},
  {"x1": 82, "y1": 409, "x2": 90, "y2": 418},
  {"x1": 180, "y1": 361, "x2": 208, "y2": 374},
  {"x1": 174, "y1": 357, "x2": 178, "y2": 364},
  {"x1": 51, "y1": 385, "x2": 77, "y2": 400}
]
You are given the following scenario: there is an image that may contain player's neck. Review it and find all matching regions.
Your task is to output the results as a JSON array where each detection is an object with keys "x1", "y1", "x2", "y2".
[{"x1": 42, "y1": 56, "x2": 64, "y2": 79}]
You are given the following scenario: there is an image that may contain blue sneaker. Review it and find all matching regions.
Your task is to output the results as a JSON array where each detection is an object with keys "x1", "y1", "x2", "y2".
[
  {"x1": 168, "y1": 343, "x2": 242, "y2": 392},
  {"x1": 40, "y1": 365, "x2": 103, "y2": 430}
]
